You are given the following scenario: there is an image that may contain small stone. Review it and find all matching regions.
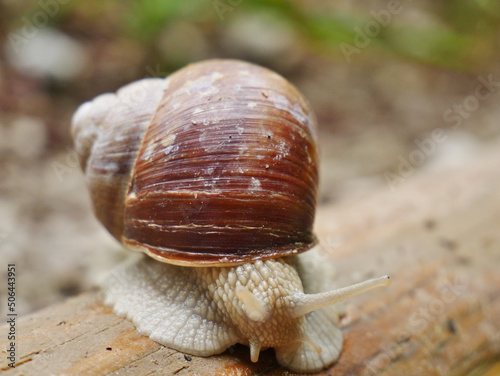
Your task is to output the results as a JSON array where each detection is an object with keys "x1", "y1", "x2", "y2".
[{"x1": 6, "y1": 28, "x2": 86, "y2": 80}]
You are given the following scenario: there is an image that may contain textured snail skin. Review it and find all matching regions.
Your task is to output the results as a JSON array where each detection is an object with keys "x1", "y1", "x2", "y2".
[
  {"x1": 73, "y1": 60, "x2": 390, "y2": 373},
  {"x1": 104, "y1": 250, "x2": 343, "y2": 373}
]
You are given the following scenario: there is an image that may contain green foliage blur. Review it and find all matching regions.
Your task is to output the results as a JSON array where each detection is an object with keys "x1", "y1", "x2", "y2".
[{"x1": 5, "y1": 0, "x2": 500, "y2": 73}]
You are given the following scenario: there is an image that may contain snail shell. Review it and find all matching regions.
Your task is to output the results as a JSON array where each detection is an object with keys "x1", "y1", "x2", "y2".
[{"x1": 72, "y1": 59, "x2": 319, "y2": 266}]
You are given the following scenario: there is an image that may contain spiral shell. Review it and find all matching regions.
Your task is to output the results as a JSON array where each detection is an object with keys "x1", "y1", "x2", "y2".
[{"x1": 71, "y1": 59, "x2": 319, "y2": 266}]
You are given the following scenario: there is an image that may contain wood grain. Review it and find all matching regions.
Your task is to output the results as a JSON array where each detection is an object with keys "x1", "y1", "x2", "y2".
[{"x1": 2, "y1": 143, "x2": 500, "y2": 376}]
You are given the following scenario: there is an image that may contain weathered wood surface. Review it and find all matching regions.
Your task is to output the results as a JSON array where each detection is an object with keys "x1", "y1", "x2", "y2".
[{"x1": 2, "y1": 142, "x2": 500, "y2": 376}]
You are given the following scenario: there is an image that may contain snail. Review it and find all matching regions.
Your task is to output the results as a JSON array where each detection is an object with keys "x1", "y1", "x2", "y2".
[{"x1": 71, "y1": 59, "x2": 390, "y2": 373}]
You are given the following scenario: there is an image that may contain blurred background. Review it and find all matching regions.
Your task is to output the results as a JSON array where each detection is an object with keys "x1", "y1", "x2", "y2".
[{"x1": 1, "y1": 0, "x2": 500, "y2": 316}]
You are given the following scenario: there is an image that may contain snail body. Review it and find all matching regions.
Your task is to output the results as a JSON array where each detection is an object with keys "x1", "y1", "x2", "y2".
[{"x1": 72, "y1": 60, "x2": 390, "y2": 373}]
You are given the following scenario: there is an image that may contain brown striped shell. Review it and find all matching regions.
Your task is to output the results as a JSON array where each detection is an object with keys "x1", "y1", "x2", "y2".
[{"x1": 71, "y1": 59, "x2": 319, "y2": 266}]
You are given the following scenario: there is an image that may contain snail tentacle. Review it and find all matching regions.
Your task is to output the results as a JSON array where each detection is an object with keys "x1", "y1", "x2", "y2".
[
  {"x1": 288, "y1": 275, "x2": 392, "y2": 318},
  {"x1": 235, "y1": 286, "x2": 270, "y2": 322}
]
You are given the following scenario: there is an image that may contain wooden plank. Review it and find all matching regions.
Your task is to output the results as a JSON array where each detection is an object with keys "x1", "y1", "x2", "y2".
[{"x1": 1, "y1": 143, "x2": 500, "y2": 375}]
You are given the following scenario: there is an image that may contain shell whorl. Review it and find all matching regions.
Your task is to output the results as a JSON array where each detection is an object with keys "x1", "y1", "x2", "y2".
[
  {"x1": 71, "y1": 59, "x2": 319, "y2": 265},
  {"x1": 71, "y1": 78, "x2": 167, "y2": 239}
]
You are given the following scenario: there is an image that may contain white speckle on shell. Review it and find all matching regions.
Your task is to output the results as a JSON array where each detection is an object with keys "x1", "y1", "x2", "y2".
[
  {"x1": 164, "y1": 144, "x2": 179, "y2": 155},
  {"x1": 184, "y1": 72, "x2": 223, "y2": 96},
  {"x1": 141, "y1": 142, "x2": 155, "y2": 161},
  {"x1": 203, "y1": 167, "x2": 214, "y2": 175},
  {"x1": 126, "y1": 191, "x2": 137, "y2": 202},
  {"x1": 161, "y1": 133, "x2": 176, "y2": 147},
  {"x1": 249, "y1": 177, "x2": 261, "y2": 191}
]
